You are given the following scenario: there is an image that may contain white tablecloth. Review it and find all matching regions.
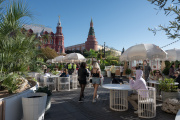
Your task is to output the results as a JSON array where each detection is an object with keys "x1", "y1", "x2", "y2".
[{"x1": 102, "y1": 84, "x2": 132, "y2": 90}]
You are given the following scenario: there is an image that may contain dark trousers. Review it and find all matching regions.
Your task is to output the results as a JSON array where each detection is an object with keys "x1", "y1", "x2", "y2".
[
  {"x1": 120, "y1": 72, "x2": 123, "y2": 77},
  {"x1": 111, "y1": 73, "x2": 115, "y2": 78}
]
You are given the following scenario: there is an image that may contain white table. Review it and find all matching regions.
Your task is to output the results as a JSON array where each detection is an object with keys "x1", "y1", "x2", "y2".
[
  {"x1": 147, "y1": 80, "x2": 179, "y2": 85},
  {"x1": 175, "y1": 110, "x2": 180, "y2": 120},
  {"x1": 102, "y1": 84, "x2": 132, "y2": 111}
]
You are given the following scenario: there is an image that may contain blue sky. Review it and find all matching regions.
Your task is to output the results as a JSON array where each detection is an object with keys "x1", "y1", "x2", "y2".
[{"x1": 25, "y1": 0, "x2": 178, "y2": 51}]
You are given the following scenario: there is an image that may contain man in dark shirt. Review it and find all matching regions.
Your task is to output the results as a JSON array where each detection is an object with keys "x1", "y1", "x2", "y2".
[{"x1": 143, "y1": 60, "x2": 152, "y2": 81}]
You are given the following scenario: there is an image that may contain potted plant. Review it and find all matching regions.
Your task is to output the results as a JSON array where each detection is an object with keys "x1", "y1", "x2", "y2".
[
  {"x1": 158, "y1": 78, "x2": 178, "y2": 101},
  {"x1": 51, "y1": 70, "x2": 60, "y2": 75},
  {"x1": 100, "y1": 64, "x2": 106, "y2": 76},
  {"x1": 125, "y1": 68, "x2": 131, "y2": 78},
  {"x1": 36, "y1": 86, "x2": 52, "y2": 113}
]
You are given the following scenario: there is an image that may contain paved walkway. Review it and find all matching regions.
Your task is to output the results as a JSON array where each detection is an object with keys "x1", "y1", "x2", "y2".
[{"x1": 45, "y1": 77, "x2": 175, "y2": 120}]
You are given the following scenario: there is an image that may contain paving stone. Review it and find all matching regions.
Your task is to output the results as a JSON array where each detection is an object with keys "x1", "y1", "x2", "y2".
[{"x1": 45, "y1": 77, "x2": 176, "y2": 120}]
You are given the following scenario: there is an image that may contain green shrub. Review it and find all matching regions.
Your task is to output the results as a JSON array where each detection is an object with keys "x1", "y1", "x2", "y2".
[
  {"x1": 110, "y1": 60, "x2": 118, "y2": 65},
  {"x1": 100, "y1": 64, "x2": 105, "y2": 70},
  {"x1": 158, "y1": 78, "x2": 177, "y2": 92},
  {"x1": 58, "y1": 64, "x2": 63, "y2": 70},
  {"x1": 51, "y1": 70, "x2": 59, "y2": 75},
  {"x1": 163, "y1": 67, "x2": 169, "y2": 75},
  {"x1": 2, "y1": 73, "x2": 23, "y2": 94},
  {"x1": 36, "y1": 86, "x2": 52, "y2": 96},
  {"x1": 125, "y1": 69, "x2": 131, "y2": 75}
]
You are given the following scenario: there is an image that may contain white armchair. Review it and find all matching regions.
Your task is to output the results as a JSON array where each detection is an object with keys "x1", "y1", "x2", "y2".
[
  {"x1": 58, "y1": 77, "x2": 70, "y2": 91},
  {"x1": 138, "y1": 87, "x2": 156, "y2": 118},
  {"x1": 44, "y1": 77, "x2": 56, "y2": 91},
  {"x1": 71, "y1": 75, "x2": 78, "y2": 89}
]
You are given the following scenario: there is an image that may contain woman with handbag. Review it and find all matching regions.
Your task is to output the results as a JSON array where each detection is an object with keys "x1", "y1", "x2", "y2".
[
  {"x1": 78, "y1": 62, "x2": 89, "y2": 102},
  {"x1": 91, "y1": 62, "x2": 101, "y2": 103}
]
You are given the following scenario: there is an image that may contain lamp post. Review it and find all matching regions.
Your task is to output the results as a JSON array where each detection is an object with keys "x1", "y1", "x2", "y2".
[{"x1": 104, "y1": 42, "x2": 105, "y2": 58}]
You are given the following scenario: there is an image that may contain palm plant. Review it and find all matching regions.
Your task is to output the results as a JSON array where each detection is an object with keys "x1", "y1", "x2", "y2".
[{"x1": 0, "y1": 0, "x2": 40, "y2": 92}]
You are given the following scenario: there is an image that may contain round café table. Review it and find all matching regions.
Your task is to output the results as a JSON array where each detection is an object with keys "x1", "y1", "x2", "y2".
[{"x1": 102, "y1": 84, "x2": 132, "y2": 111}]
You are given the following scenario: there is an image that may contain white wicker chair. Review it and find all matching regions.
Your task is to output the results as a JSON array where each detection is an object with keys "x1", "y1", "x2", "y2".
[
  {"x1": 138, "y1": 87, "x2": 156, "y2": 118},
  {"x1": 58, "y1": 77, "x2": 70, "y2": 91},
  {"x1": 71, "y1": 75, "x2": 78, "y2": 89},
  {"x1": 39, "y1": 75, "x2": 46, "y2": 87},
  {"x1": 44, "y1": 77, "x2": 56, "y2": 91}
]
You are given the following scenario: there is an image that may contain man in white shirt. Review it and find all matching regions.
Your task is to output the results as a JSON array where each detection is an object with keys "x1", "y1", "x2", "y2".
[{"x1": 120, "y1": 64, "x2": 124, "y2": 77}]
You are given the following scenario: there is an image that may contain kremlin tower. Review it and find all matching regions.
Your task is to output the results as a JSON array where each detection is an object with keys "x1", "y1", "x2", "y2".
[
  {"x1": 55, "y1": 16, "x2": 65, "y2": 53},
  {"x1": 85, "y1": 18, "x2": 98, "y2": 51}
]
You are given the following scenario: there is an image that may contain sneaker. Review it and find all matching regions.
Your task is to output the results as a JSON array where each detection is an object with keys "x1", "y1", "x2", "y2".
[
  {"x1": 134, "y1": 110, "x2": 144, "y2": 114},
  {"x1": 96, "y1": 95, "x2": 99, "y2": 99},
  {"x1": 82, "y1": 94, "x2": 85, "y2": 99},
  {"x1": 92, "y1": 99, "x2": 96, "y2": 103},
  {"x1": 78, "y1": 99, "x2": 84, "y2": 103}
]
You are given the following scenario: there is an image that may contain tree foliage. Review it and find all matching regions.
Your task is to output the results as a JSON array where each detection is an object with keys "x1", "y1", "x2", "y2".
[
  {"x1": 0, "y1": 0, "x2": 41, "y2": 92},
  {"x1": 148, "y1": 0, "x2": 180, "y2": 40},
  {"x1": 0, "y1": 0, "x2": 37, "y2": 74},
  {"x1": 41, "y1": 47, "x2": 58, "y2": 60}
]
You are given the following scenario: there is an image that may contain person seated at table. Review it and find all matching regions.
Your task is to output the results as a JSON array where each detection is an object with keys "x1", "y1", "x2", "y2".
[
  {"x1": 177, "y1": 64, "x2": 180, "y2": 71},
  {"x1": 128, "y1": 70, "x2": 148, "y2": 114},
  {"x1": 60, "y1": 69, "x2": 69, "y2": 77},
  {"x1": 44, "y1": 71, "x2": 51, "y2": 77},
  {"x1": 112, "y1": 76, "x2": 124, "y2": 84},
  {"x1": 152, "y1": 70, "x2": 164, "y2": 80},
  {"x1": 175, "y1": 71, "x2": 180, "y2": 89}
]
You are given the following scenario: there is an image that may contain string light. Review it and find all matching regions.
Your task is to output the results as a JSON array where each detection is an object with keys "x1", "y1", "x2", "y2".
[{"x1": 161, "y1": 39, "x2": 180, "y2": 48}]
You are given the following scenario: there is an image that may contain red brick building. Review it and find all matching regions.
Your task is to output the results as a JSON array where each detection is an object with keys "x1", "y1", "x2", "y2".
[{"x1": 23, "y1": 17, "x2": 65, "y2": 54}]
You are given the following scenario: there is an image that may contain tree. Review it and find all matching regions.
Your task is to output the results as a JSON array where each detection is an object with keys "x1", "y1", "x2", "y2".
[
  {"x1": 148, "y1": 0, "x2": 180, "y2": 41},
  {"x1": 122, "y1": 47, "x2": 125, "y2": 54},
  {"x1": 41, "y1": 47, "x2": 58, "y2": 61}
]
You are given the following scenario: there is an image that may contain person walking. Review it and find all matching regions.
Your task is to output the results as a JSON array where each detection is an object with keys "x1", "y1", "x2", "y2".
[
  {"x1": 91, "y1": 62, "x2": 101, "y2": 103},
  {"x1": 169, "y1": 63, "x2": 176, "y2": 79},
  {"x1": 68, "y1": 63, "x2": 73, "y2": 75},
  {"x1": 78, "y1": 62, "x2": 89, "y2": 102},
  {"x1": 120, "y1": 64, "x2": 124, "y2": 77},
  {"x1": 110, "y1": 64, "x2": 116, "y2": 78},
  {"x1": 128, "y1": 70, "x2": 148, "y2": 114},
  {"x1": 143, "y1": 60, "x2": 152, "y2": 81}
]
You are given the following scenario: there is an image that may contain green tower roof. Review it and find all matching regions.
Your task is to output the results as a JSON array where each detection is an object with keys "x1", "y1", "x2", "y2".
[{"x1": 88, "y1": 27, "x2": 95, "y2": 36}]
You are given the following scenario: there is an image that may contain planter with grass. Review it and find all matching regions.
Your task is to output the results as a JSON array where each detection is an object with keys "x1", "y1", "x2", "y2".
[{"x1": 159, "y1": 78, "x2": 179, "y2": 101}]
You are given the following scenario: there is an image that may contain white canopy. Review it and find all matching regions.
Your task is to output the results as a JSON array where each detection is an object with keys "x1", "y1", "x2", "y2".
[
  {"x1": 165, "y1": 48, "x2": 180, "y2": 61},
  {"x1": 63, "y1": 53, "x2": 86, "y2": 63},
  {"x1": 120, "y1": 44, "x2": 167, "y2": 61},
  {"x1": 54, "y1": 56, "x2": 65, "y2": 63},
  {"x1": 46, "y1": 59, "x2": 55, "y2": 63}
]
